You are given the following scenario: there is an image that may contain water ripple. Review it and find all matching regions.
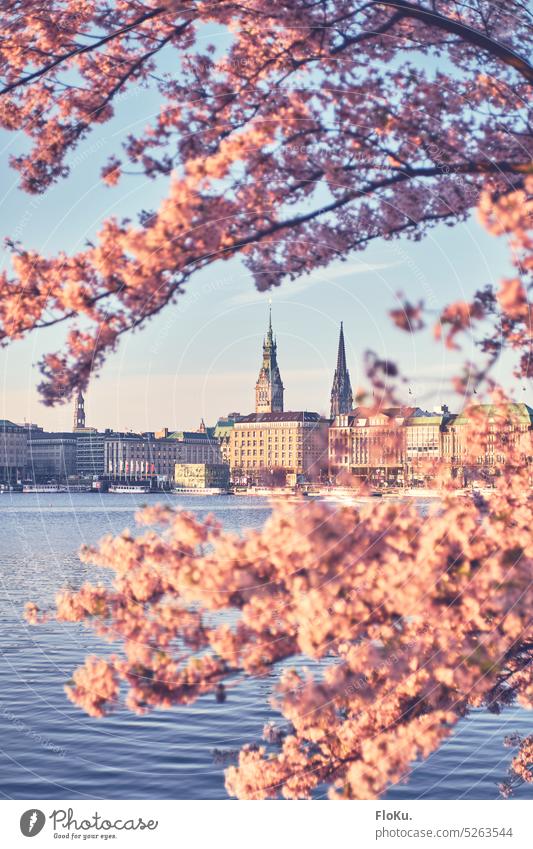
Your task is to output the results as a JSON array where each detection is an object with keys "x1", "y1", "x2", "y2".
[{"x1": 0, "y1": 493, "x2": 530, "y2": 800}]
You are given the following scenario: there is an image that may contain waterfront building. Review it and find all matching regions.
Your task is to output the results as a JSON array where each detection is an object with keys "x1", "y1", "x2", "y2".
[
  {"x1": 329, "y1": 407, "x2": 416, "y2": 483},
  {"x1": 76, "y1": 430, "x2": 109, "y2": 478},
  {"x1": 105, "y1": 433, "x2": 177, "y2": 481},
  {"x1": 104, "y1": 429, "x2": 222, "y2": 481},
  {"x1": 27, "y1": 431, "x2": 78, "y2": 482},
  {"x1": 0, "y1": 420, "x2": 28, "y2": 484},
  {"x1": 69, "y1": 391, "x2": 108, "y2": 477},
  {"x1": 404, "y1": 407, "x2": 451, "y2": 483},
  {"x1": 255, "y1": 309, "x2": 284, "y2": 413},
  {"x1": 213, "y1": 413, "x2": 241, "y2": 463},
  {"x1": 405, "y1": 408, "x2": 447, "y2": 461},
  {"x1": 174, "y1": 462, "x2": 230, "y2": 490},
  {"x1": 329, "y1": 402, "x2": 533, "y2": 485},
  {"x1": 442, "y1": 403, "x2": 533, "y2": 482},
  {"x1": 230, "y1": 411, "x2": 329, "y2": 485},
  {"x1": 330, "y1": 322, "x2": 353, "y2": 419},
  {"x1": 167, "y1": 430, "x2": 222, "y2": 464}
]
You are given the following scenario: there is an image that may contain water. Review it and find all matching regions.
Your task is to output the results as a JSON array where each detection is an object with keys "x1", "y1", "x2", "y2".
[{"x1": 0, "y1": 493, "x2": 530, "y2": 800}]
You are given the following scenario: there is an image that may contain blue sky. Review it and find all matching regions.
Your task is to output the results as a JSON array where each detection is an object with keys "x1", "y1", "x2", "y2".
[{"x1": 0, "y1": 61, "x2": 521, "y2": 433}]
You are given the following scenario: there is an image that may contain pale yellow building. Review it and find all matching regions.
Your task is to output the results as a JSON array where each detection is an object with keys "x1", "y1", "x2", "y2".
[{"x1": 230, "y1": 412, "x2": 329, "y2": 485}]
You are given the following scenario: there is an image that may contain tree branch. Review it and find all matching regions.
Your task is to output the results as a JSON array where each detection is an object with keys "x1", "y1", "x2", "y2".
[
  {"x1": 376, "y1": 0, "x2": 533, "y2": 83},
  {"x1": 0, "y1": 6, "x2": 171, "y2": 96}
]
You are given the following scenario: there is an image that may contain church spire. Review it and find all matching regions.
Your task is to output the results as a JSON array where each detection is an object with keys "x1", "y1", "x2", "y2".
[
  {"x1": 255, "y1": 307, "x2": 284, "y2": 413},
  {"x1": 336, "y1": 321, "x2": 347, "y2": 372},
  {"x1": 73, "y1": 389, "x2": 86, "y2": 430},
  {"x1": 264, "y1": 305, "x2": 274, "y2": 350},
  {"x1": 330, "y1": 322, "x2": 353, "y2": 418}
]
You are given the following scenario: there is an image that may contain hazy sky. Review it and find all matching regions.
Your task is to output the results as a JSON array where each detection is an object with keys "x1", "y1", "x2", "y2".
[{"x1": 0, "y1": 57, "x2": 521, "y2": 433}]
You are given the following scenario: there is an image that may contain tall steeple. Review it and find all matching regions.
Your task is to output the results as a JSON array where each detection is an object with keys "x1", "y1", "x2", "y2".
[
  {"x1": 330, "y1": 322, "x2": 353, "y2": 418},
  {"x1": 255, "y1": 307, "x2": 284, "y2": 413},
  {"x1": 73, "y1": 389, "x2": 86, "y2": 430}
]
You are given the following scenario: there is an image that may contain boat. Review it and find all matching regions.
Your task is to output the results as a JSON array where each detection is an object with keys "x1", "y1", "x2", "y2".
[
  {"x1": 108, "y1": 483, "x2": 152, "y2": 494},
  {"x1": 470, "y1": 486, "x2": 496, "y2": 498},
  {"x1": 22, "y1": 484, "x2": 68, "y2": 493},
  {"x1": 316, "y1": 487, "x2": 373, "y2": 505},
  {"x1": 241, "y1": 487, "x2": 295, "y2": 497},
  {"x1": 402, "y1": 488, "x2": 442, "y2": 499},
  {"x1": 171, "y1": 487, "x2": 230, "y2": 496}
]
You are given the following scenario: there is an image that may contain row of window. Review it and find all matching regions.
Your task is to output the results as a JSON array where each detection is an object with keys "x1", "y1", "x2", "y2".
[
  {"x1": 234, "y1": 451, "x2": 302, "y2": 458},
  {"x1": 237, "y1": 460, "x2": 301, "y2": 468}
]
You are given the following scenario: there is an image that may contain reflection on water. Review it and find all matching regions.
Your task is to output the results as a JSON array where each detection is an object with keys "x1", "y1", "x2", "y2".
[{"x1": 0, "y1": 493, "x2": 530, "y2": 800}]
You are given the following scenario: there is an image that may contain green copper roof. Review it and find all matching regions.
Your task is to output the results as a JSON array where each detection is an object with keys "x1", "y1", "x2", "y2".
[
  {"x1": 214, "y1": 415, "x2": 240, "y2": 438},
  {"x1": 0, "y1": 419, "x2": 24, "y2": 430},
  {"x1": 167, "y1": 431, "x2": 215, "y2": 441},
  {"x1": 214, "y1": 423, "x2": 234, "y2": 438},
  {"x1": 454, "y1": 403, "x2": 533, "y2": 426}
]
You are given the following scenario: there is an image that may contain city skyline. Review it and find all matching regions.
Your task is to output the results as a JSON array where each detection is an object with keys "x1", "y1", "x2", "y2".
[
  {"x1": 4, "y1": 298, "x2": 519, "y2": 439},
  {"x1": 7, "y1": 309, "x2": 354, "y2": 434},
  {"x1": 0, "y1": 223, "x2": 525, "y2": 436},
  {"x1": 0, "y1": 79, "x2": 523, "y2": 436}
]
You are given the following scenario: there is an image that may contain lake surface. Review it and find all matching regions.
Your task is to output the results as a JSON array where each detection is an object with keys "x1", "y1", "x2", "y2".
[{"x1": 0, "y1": 492, "x2": 530, "y2": 800}]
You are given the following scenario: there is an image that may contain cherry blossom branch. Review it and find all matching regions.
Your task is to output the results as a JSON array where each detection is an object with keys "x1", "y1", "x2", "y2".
[
  {"x1": 376, "y1": 0, "x2": 533, "y2": 83},
  {"x1": 0, "y1": 6, "x2": 171, "y2": 96}
]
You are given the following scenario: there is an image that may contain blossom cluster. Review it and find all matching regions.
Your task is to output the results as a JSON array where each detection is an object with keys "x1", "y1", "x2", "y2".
[
  {"x1": 26, "y1": 458, "x2": 532, "y2": 798},
  {"x1": 0, "y1": 2, "x2": 530, "y2": 401}
]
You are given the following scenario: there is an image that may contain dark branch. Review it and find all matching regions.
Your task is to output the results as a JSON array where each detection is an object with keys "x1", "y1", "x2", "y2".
[
  {"x1": 376, "y1": 0, "x2": 533, "y2": 83},
  {"x1": 0, "y1": 6, "x2": 170, "y2": 96}
]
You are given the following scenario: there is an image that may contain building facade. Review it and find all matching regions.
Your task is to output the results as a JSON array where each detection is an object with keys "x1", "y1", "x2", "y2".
[
  {"x1": 104, "y1": 431, "x2": 222, "y2": 481},
  {"x1": 104, "y1": 434, "x2": 177, "y2": 481},
  {"x1": 404, "y1": 407, "x2": 450, "y2": 482},
  {"x1": 76, "y1": 430, "x2": 108, "y2": 478},
  {"x1": 329, "y1": 407, "x2": 416, "y2": 483},
  {"x1": 442, "y1": 403, "x2": 533, "y2": 482},
  {"x1": 213, "y1": 413, "x2": 241, "y2": 463},
  {"x1": 330, "y1": 322, "x2": 353, "y2": 418},
  {"x1": 0, "y1": 420, "x2": 28, "y2": 484},
  {"x1": 255, "y1": 310, "x2": 284, "y2": 413},
  {"x1": 168, "y1": 431, "x2": 222, "y2": 465},
  {"x1": 27, "y1": 432, "x2": 78, "y2": 482},
  {"x1": 230, "y1": 411, "x2": 329, "y2": 484},
  {"x1": 329, "y1": 402, "x2": 533, "y2": 484}
]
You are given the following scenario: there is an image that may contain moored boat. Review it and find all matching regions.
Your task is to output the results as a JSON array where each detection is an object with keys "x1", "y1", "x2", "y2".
[
  {"x1": 316, "y1": 487, "x2": 374, "y2": 505},
  {"x1": 22, "y1": 483, "x2": 68, "y2": 493},
  {"x1": 108, "y1": 483, "x2": 152, "y2": 494},
  {"x1": 171, "y1": 487, "x2": 230, "y2": 495}
]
